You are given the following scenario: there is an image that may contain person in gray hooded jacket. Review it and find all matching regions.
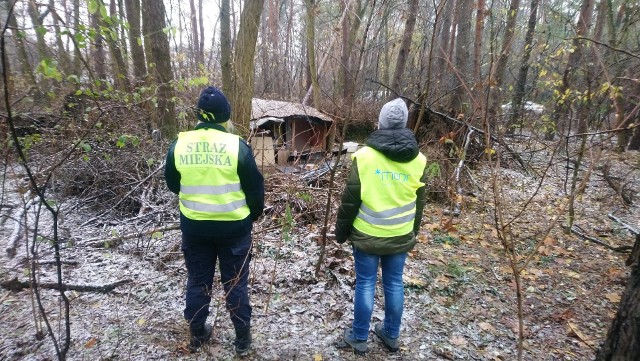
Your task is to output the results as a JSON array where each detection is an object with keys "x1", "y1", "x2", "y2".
[{"x1": 335, "y1": 98, "x2": 428, "y2": 355}]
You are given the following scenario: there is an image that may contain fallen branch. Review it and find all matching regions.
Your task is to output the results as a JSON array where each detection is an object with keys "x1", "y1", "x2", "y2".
[
  {"x1": 1, "y1": 277, "x2": 132, "y2": 293},
  {"x1": 85, "y1": 161, "x2": 166, "y2": 224},
  {"x1": 447, "y1": 128, "x2": 474, "y2": 216},
  {"x1": 570, "y1": 225, "x2": 632, "y2": 253},
  {"x1": 607, "y1": 213, "x2": 639, "y2": 236},
  {"x1": 81, "y1": 224, "x2": 180, "y2": 248},
  {"x1": 425, "y1": 107, "x2": 532, "y2": 175},
  {"x1": 6, "y1": 192, "x2": 36, "y2": 258}
]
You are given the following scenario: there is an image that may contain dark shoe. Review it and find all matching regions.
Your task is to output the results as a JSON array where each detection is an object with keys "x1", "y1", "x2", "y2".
[
  {"x1": 234, "y1": 324, "x2": 252, "y2": 355},
  {"x1": 189, "y1": 323, "x2": 212, "y2": 352},
  {"x1": 374, "y1": 323, "x2": 399, "y2": 352},
  {"x1": 336, "y1": 328, "x2": 368, "y2": 355}
]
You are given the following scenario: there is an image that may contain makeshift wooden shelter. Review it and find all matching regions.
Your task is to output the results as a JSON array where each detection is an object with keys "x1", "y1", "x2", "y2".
[{"x1": 250, "y1": 98, "x2": 334, "y2": 168}]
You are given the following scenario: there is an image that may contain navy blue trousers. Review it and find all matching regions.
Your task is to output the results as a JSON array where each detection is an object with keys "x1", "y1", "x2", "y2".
[{"x1": 181, "y1": 232, "x2": 252, "y2": 329}]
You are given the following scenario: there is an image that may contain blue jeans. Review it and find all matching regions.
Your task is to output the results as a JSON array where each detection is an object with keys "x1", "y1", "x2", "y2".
[
  {"x1": 352, "y1": 247, "x2": 407, "y2": 340},
  {"x1": 182, "y1": 232, "x2": 252, "y2": 329}
]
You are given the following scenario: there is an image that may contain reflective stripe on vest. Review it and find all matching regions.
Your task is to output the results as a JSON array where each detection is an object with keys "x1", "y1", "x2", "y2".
[
  {"x1": 357, "y1": 201, "x2": 417, "y2": 226},
  {"x1": 174, "y1": 129, "x2": 250, "y2": 221},
  {"x1": 352, "y1": 146, "x2": 427, "y2": 237}
]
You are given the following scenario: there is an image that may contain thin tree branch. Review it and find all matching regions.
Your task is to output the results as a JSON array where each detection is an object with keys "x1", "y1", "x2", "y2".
[
  {"x1": 573, "y1": 36, "x2": 640, "y2": 59},
  {"x1": 1, "y1": 278, "x2": 132, "y2": 293}
]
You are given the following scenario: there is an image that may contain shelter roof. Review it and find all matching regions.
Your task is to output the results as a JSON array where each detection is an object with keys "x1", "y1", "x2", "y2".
[{"x1": 251, "y1": 98, "x2": 333, "y2": 123}]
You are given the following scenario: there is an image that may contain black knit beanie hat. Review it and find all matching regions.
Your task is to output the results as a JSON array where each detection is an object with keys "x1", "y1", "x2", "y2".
[{"x1": 196, "y1": 86, "x2": 231, "y2": 123}]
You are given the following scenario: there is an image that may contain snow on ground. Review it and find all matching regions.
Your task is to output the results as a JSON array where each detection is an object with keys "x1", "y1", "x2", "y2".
[{"x1": 1, "y1": 145, "x2": 638, "y2": 360}]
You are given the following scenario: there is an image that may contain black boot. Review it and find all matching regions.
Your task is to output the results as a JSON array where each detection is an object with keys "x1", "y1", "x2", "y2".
[
  {"x1": 234, "y1": 323, "x2": 251, "y2": 355},
  {"x1": 189, "y1": 323, "x2": 212, "y2": 352}
]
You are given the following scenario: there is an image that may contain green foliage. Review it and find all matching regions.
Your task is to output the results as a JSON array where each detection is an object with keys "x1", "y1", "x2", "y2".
[
  {"x1": 87, "y1": 0, "x2": 108, "y2": 18},
  {"x1": 36, "y1": 59, "x2": 62, "y2": 81},
  {"x1": 297, "y1": 192, "x2": 312, "y2": 203},
  {"x1": 425, "y1": 161, "x2": 441, "y2": 180},
  {"x1": 18, "y1": 133, "x2": 42, "y2": 153},
  {"x1": 434, "y1": 233, "x2": 460, "y2": 246},
  {"x1": 427, "y1": 260, "x2": 469, "y2": 298},
  {"x1": 281, "y1": 203, "x2": 294, "y2": 243},
  {"x1": 74, "y1": 26, "x2": 88, "y2": 49},
  {"x1": 88, "y1": 0, "x2": 99, "y2": 14},
  {"x1": 539, "y1": 255, "x2": 555, "y2": 266},
  {"x1": 35, "y1": 25, "x2": 47, "y2": 37},
  {"x1": 116, "y1": 134, "x2": 141, "y2": 148},
  {"x1": 79, "y1": 141, "x2": 92, "y2": 161},
  {"x1": 445, "y1": 261, "x2": 467, "y2": 278}
]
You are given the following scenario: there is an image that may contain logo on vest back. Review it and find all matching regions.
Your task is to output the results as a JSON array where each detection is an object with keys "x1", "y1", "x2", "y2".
[
  {"x1": 375, "y1": 169, "x2": 409, "y2": 182},
  {"x1": 179, "y1": 141, "x2": 231, "y2": 166}
]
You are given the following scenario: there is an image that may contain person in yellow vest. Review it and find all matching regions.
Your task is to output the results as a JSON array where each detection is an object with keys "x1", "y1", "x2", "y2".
[
  {"x1": 335, "y1": 98, "x2": 427, "y2": 355},
  {"x1": 164, "y1": 86, "x2": 264, "y2": 355}
]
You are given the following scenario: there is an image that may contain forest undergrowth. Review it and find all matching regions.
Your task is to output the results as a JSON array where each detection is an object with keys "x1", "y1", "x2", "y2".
[{"x1": 1, "y1": 118, "x2": 639, "y2": 360}]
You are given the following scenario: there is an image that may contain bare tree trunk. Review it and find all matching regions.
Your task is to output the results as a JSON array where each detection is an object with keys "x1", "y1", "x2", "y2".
[
  {"x1": 340, "y1": 0, "x2": 366, "y2": 101},
  {"x1": 488, "y1": 0, "x2": 520, "y2": 119},
  {"x1": 49, "y1": 0, "x2": 71, "y2": 73},
  {"x1": 220, "y1": 0, "x2": 232, "y2": 95},
  {"x1": 302, "y1": 1, "x2": 352, "y2": 106},
  {"x1": 473, "y1": 0, "x2": 485, "y2": 108},
  {"x1": 390, "y1": 0, "x2": 418, "y2": 94},
  {"x1": 450, "y1": 0, "x2": 472, "y2": 114},
  {"x1": 267, "y1": 0, "x2": 280, "y2": 95},
  {"x1": 27, "y1": 0, "x2": 49, "y2": 60},
  {"x1": 124, "y1": 0, "x2": 146, "y2": 82},
  {"x1": 89, "y1": 8, "x2": 107, "y2": 81},
  {"x1": 434, "y1": 0, "x2": 455, "y2": 84},
  {"x1": 380, "y1": 3, "x2": 391, "y2": 86},
  {"x1": 72, "y1": 0, "x2": 83, "y2": 74},
  {"x1": 0, "y1": 0, "x2": 14, "y2": 95},
  {"x1": 118, "y1": 0, "x2": 129, "y2": 76},
  {"x1": 259, "y1": 4, "x2": 269, "y2": 94},
  {"x1": 547, "y1": 0, "x2": 594, "y2": 140},
  {"x1": 198, "y1": 0, "x2": 204, "y2": 61},
  {"x1": 6, "y1": 4, "x2": 37, "y2": 86},
  {"x1": 189, "y1": 0, "x2": 202, "y2": 65},
  {"x1": 596, "y1": 234, "x2": 640, "y2": 360},
  {"x1": 303, "y1": 0, "x2": 319, "y2": 107},
  {"x1": 339, "y1": 0, "x2": 351, "y2": 100},
  {"x1": 283, "y1": 0, "x2": 294, "y2": 97},
  {"x1": 231, "y1": 0, "x2": 265, "y2": 137},
  {"x1": 142, "y1": 0, "x2": 176, "y2": 138},
  {"x1": 106, "y1": 0, "x2": 131, "y2": 91},
  {"x1": 411, "y1": 0, "x2": 440, "y2": 132},
  {"x1": 507, "y1": 0, "x2": 539, "y2": 133}
]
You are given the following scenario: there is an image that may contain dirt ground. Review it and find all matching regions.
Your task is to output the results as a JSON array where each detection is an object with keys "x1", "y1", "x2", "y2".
[{"x1": 1, "y1": 140, "x2": 639, "y2": 360}]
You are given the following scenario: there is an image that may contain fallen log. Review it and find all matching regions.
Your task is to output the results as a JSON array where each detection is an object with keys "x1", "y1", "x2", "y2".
[
  {"x1": 570, "y1": 225, "x2": 633, "y2": 253},
  {"x1": 81, "y1": 224, "x2": 180, "y2": 248},
  {"x1": 1, "y1": 277, "x2": 132, "y2": 293},
  {"x1": 608, "y1": 213, "x2": 639, "y2": 236}
]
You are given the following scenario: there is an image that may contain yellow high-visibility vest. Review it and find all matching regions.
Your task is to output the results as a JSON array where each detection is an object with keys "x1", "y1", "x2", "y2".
[
  {"x1": 174, "y1": 129, "x2": 250, "y2": 221},
  {"x1": 352, "y1": 146, "x2": 426, "y2": 237}
]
